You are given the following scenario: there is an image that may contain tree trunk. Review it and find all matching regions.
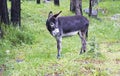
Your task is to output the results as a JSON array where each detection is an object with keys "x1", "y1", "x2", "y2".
[
  {"x1": 75, "y1": 0, "x2": 82, "y2": 15},
  {"x1": 70, "y1": 0, "x2": 82, "y2": 15},
  {"x1": 37, "y1": 0, "x2": 40, "y2": 4},
  {"x1": 70, "y1": 0, "x2": 75, "y2": 12},
  {"x1": 0, "y1": 0, "x2": 9, "y2": 25},
  {"x1": 89, "y1": 0, "x2": 92, "y2": 17},
  {"x1": 79, "y1": 0, "x2": 83, "y2": 15},
  {"x1": 0, "y1": 27, "x2": 3, "y2": 38},
  {"x1": 11, "y1": 0, "x2": 21, "y2": 26},
  {"x1": 54, "y1": 0, "x2": 60, "y2": 6},
  {"x1": 0, "y1": 0, "x2": 2, "y2": 23}
]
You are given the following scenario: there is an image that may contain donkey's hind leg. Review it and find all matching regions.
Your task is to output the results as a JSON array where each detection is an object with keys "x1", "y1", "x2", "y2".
[{"x1": 78, "y1": 31, "x2": 87, "y2": 54}]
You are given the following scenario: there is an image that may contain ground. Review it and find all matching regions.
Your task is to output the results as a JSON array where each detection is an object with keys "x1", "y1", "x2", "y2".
[{"x1": 0, "y1": 0, "x2": 120, "y2": 76}]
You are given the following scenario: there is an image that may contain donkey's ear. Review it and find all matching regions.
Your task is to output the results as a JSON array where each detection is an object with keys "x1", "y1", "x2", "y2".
[
  {"x1": 53, "y1": 11, "x2": 62, "y2": 18},
  {"x1": 48, "y1": 11, "x2": 53, "y2": 18}
]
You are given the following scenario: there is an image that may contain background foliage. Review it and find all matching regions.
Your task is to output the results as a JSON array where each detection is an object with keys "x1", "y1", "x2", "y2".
[{"x1": 0, "y1": 0, "x2": 120, "y2": 76}]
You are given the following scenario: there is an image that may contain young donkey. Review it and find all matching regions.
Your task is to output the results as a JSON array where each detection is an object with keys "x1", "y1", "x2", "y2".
[{"x1": 46, "y1": 11, "x2": 89, "y2": 58}]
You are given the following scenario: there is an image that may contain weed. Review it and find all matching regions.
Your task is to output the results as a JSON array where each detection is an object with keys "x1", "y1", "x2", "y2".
[{"x1": 0, "y1": 0, "x2": 120, "y2": 76}]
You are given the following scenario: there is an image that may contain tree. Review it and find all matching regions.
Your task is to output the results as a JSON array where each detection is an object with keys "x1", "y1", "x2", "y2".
[
  {"x1": 70, "y1": 0, "x2": 75, "y2": 12},
  {"x1": 54, "y1": 0, "x2": 60, "y2": 6},
  {"x1": 11, "y1": 0, "x2": 21, "y2": 26},
  {"x1": 37, "y1": 0, "x2": 40, "y2": 4},
  {"x1": 0, "y1": 27, "x2": 3, "y2": 38},
  {"x1": 0, "y1": 0, "x2": 9, "y2": 24},
  {"x1": 0, "y1": 0, "x2": 2, "y2": 23},
  {"x1": 70, "y1": 0, "x2": 82, "y2": 15},
  {"x1": 75, "y1": 0, "x2": 82, "y2": 15},
  {"x1": 89, "y1": 0, "x2": 92, "y2": 17}
]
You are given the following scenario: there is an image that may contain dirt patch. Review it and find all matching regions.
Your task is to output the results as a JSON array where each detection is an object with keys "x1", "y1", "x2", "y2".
[
  {"x1": 99, "y1": 41, "x2": 120, "y2": 45},
  {"x1": 74, "y1": 59, "x2": 104, "y2": 64},
  {"x1": 45, "y1": 72, "x2": 62, "y2": 76},
  {"x1": 0, "y1": 64, "x2": 6, "y2": 76},
  {"x1": 114, "y1": 59, "x2": 120, "y2": 64},
  {"x1": 116, "y1": 69, "x2": 120, "y2": 76},
  {"x1": 80, "y1": 67, "x2": 93, "y2": 76},
  {"x1": 43, "y1": 63, "x2": 64, "y2": 76}
]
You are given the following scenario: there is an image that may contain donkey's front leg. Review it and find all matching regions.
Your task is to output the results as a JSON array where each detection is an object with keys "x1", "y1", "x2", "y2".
[{"x1": 56, "y1": 37, "x2": 62, "y2": 59}]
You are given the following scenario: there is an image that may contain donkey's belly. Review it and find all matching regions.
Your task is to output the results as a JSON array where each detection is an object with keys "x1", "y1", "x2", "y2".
[{"x1": 62, "y1": 31, "x2": 79, "y2": 37}]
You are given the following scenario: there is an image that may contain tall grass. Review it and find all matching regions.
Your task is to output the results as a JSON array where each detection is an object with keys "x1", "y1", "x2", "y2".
[{"x1": 0, "y1": 0, "x2": 120, "y2": 76}]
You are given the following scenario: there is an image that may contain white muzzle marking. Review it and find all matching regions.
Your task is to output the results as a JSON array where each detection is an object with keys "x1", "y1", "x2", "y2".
[{"x1": 52, "y1": 28, "x2": 59, "y2": 36}]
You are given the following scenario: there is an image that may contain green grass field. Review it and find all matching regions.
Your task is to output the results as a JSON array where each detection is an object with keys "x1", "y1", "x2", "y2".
[{"x1": 0, "y1": 0, "x2": 120, "y2": 76}]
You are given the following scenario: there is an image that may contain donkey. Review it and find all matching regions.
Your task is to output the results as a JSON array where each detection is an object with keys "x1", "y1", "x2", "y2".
[{"x1": 46, "y1": 11, "x2": 89, "y2": 59}]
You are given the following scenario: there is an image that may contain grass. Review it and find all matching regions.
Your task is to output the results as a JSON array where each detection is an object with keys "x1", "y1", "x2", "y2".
[{"x1": 0, "y1": 0, "x2": 120, "y2": 76}]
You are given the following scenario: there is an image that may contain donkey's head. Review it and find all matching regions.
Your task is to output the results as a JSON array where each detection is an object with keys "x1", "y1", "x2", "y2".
[{"x1": 46, "y1": 11, "x2": 62, "y2": 36}]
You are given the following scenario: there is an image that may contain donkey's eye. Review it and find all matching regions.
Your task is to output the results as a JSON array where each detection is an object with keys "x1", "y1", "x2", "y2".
[{"x1": 50, "y1": 22, "x2": 55, "y2": 27}]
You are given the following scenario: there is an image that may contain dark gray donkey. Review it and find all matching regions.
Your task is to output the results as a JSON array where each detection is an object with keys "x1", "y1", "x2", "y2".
[{"x1": 46, "y1": 11, "x2": 89, "y2": 59}]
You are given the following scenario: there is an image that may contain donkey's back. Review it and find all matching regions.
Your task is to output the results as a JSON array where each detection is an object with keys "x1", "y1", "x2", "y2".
[
  {"x1": 57, "y1": 15, "x2": 89, "y2": 34},
  {"x1": 58, "y1": 15, "x2": 89, "y2": 25}
]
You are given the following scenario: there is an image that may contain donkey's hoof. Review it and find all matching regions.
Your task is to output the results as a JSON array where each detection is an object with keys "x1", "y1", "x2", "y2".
[
  {"x1": 57, "y1": 55, "x2": 61, "y2": 59},
  {"x1": 80, "y1": 51, "x2": 83, "y2": 55},
  {"x1": 57, "y1": 57, "x2": 61, "y2": 59},
  {"x1": 79, "y1": 52, "x2": 83, "y2": 55}
]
